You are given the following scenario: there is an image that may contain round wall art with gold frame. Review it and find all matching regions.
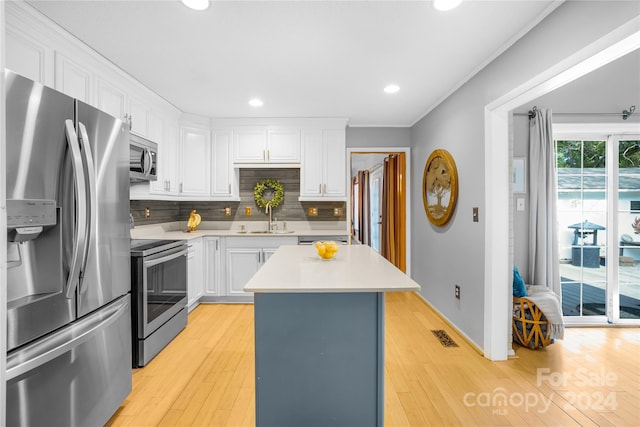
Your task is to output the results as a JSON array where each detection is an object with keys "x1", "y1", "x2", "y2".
[{"x1": 422, "y1": 149, "x2": 458, "y2": 226}]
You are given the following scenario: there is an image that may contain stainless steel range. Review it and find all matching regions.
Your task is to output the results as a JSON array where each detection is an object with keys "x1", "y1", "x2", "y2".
[{"x1": 130, "y1": 239, "x2": 188, "y2": 367}]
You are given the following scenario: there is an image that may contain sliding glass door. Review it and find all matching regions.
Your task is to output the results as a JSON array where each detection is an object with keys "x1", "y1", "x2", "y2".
[
  {"x1": 555, "y1": 133, "x2": 640, "y2": 324},
  {"x1": 616, "y1": 138, "x2": 640, "y2": 321}
]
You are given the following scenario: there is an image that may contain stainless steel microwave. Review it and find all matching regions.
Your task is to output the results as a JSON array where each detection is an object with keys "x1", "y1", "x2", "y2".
[{"x1": 129, "y1": 134, "x2": 158, "y2": 182}]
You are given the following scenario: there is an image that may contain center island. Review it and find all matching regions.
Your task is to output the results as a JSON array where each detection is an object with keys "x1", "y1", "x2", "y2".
[{"x1": 244, "y1": 244, "x2": 420, "y2": 427}]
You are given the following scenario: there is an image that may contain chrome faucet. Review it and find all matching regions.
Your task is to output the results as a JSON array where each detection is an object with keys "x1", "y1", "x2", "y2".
[{"x1": 265, "y1": 201, "x2": 274, "y2": 232}]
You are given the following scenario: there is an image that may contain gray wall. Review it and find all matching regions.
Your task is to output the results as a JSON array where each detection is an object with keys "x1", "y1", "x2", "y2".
[
  {"x1": 410, "y1": 1, "x2": 640, "y2": 348},
  {"x1": 131, "y1": 168, "x2": 345, "y2": 226},
  {"x1": 346, "y1": 127, "x2": 411, "y2": 148}
]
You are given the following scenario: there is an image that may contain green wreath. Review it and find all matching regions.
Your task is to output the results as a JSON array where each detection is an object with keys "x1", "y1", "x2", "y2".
[{"x1": 254, "y1": 179, "x2": 284, "y2": 209}]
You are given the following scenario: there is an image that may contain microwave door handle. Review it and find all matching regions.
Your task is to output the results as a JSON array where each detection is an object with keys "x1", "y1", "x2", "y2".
[
  {"x1": 143, "y1": 148, "x2": 152, "y2": 177},
  {"x1": 64, "y1": 120, "x2": 88, "y2": 299},
  {"x1": 147, "y1": 148, "x2": 154, "y2": 176},
  {"x1": 143, "y1": 248, "x2": 187, "y2": 269},
  {"x1": 77, "y1": 122, "x2": 97, "y2": 294},
  {"x1": 137, "y1": 148, "x2": 146, "y2": 175}
]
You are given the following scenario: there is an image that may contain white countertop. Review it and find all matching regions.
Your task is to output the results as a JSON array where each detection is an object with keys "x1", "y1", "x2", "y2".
[
  {"x1": 130, "y1": 221, "x2": 349, "y2": 241},
  {"x1": 244, "y1": 245, "x2": 420, "y2": 293}
]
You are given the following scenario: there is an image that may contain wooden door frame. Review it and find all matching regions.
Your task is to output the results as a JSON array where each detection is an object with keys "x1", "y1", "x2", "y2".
[{"x1": 347, "y1": 147, "x2": 411, "y2": 276}]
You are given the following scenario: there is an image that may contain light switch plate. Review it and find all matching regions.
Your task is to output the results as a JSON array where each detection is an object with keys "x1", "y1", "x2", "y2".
[
  {"x1": 516, "y1": 198, "x2": 525, "y2": 211},
  {"x1": 245, "y1": 207, "x2": 251, "y2": 216}
]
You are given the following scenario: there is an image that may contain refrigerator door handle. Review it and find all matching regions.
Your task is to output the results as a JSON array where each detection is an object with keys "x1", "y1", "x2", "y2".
[
  {"x1": 5, "y1": 296, "x2": 129, "y2": 381},
  {"x1": 78, "y1": 123, "x2": 98, "y2": 294},
  {"x1": 64, "y1": 119, "x2": 88, "y2": 299}
]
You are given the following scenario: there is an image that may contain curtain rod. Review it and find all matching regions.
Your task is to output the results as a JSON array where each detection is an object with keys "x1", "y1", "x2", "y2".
[{"x1": 515, "y1": 105, "x2": 636, "y2": 120}]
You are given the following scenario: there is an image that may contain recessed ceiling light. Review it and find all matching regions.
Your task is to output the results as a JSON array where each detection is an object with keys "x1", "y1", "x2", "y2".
[
  {"x1": 433, "y1": 0, "x2": 462, "y2": 12},
  {"x1": 384, "y1": 85, "x2": 400, "y2": 94},
  {"x1": 249, "y1": 98, "x2": 264, "y2": 107},
  {"x1": 181, "y1": 0, "x2": 209, "y2": 11}
]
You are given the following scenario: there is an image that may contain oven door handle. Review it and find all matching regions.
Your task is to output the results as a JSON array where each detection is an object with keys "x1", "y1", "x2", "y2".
[{"x1": 143, "y1": 247, "x2": 187, "y2": 268}]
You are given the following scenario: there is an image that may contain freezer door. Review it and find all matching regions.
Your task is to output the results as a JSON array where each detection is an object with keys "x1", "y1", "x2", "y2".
[
  {"x1": 5, "y1": 70, "x2": 76, "y2": 350},
  {"x1": 6, "y1": 295, "x2": 132, "y2": 427},
  {"x1": 75, "y1": 101, "x2": 131, "y2": 317}
]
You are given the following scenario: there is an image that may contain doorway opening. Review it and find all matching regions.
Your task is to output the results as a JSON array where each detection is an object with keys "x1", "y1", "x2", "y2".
[
  {"x1": 348, "y1": 148, "x2": 411, "y2": 275},
  {"x1": 484, "y1": 19, "x2": 640, "y2": 360}
]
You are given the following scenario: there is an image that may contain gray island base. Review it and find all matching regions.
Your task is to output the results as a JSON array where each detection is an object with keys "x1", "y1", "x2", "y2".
[{"x1": 245, "y1": 245, "x2": 420, "y2": 427}]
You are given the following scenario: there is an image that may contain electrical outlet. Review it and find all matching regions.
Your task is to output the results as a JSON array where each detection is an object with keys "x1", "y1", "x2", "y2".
[
  {"x1": 333, "y1": 207, "x2": 343, "y2": 217},
  {"x1": 224, "y1": 207, "x2": 232, "y2": 216},
  {"x1": 308, "y1": 207, "x2": 318, "y2": 217},
  {"x1": 455, "y1": 285, "x2": 460, "y2": 299},
  {"x1": 145, "y1": 207, "x2": 150, "y2": 218}
]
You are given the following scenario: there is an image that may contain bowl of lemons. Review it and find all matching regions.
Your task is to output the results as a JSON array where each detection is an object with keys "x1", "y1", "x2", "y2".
[{"x1": 314, "y1": 240, "x2": 339, "y2": 260}]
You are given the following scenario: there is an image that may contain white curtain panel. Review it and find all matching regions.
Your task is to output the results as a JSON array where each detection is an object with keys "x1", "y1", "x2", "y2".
[{"x1": 528, "y1": 108, "x2": 561, "y2": 297}]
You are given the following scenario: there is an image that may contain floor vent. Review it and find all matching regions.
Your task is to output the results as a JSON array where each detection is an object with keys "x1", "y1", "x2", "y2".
[{"x1": 431, "y1": 330, "x2": 459, "y2": 348}]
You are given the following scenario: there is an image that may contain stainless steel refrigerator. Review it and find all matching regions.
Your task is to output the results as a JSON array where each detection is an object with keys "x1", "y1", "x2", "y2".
[{"x1": 5, "y1": 70, "x2": 132, "y2": 426}]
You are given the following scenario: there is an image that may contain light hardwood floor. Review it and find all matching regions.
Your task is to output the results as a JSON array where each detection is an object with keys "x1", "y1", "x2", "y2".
[{"x1": 106, "y1": 292, "x2": 640, "y2": 426}]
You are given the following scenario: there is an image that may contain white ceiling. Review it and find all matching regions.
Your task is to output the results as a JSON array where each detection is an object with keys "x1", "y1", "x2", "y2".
[{"x1": 29, "y1": 0, "x2": 558, "y2": 126}]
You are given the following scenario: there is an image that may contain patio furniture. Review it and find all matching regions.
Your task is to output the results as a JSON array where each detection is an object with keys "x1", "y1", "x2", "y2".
[{"x1": 568, "y1": 221, "x2": 605, "y2": 268}]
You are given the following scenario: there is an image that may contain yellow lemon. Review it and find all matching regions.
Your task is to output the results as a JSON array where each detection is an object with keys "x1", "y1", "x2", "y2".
[{"x1": 317, "y1": 240, "x2": 339, "y2": 259}]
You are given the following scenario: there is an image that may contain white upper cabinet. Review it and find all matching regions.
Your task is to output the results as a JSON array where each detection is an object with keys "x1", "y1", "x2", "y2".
[
  {"x1": 233, "y1": 128, "x2": 300, "y2": 164},
  {"x1": 233, "y1": 128, "x2": 267, "y2": 163},
  {"x1": 127, "y1": 94, "x2": 152, "y2": 138},
  {"x1": 322, "y1": 129, "x2": 347, "y2": 198},
  {"x1": 95, "y1": 76, "x2": 152, "y2": 138},
  {"x1": 54, "y1": 53, "x2": 92, "y2": 104},
  {"x1": 5, "y1": 25, "x2": 54, "y2": 86},
  {"x1": 300, "y1": 128, "x2": 347, "y2": 200},
  {"x1": 95, "y1": 77, "x2": 127, "y2": 121},
  {"x1": 163, "y1": 121, "x2": 181, "y2": 195},
  {"x1": 211, "y1": 129, "x2": 237, "y2": 199},
  {"x1": 179, "y1": 125, "x2": 211, "y2": 197},
  {"x1": 300, "y1": 131, "x2": 324, "y2": 197},
  {"x1": 267, "y1": 129, "x2": 301, "y2": 163},
  {"x1": 149, "y1": 113, "x2": 180, "y2": 196}
]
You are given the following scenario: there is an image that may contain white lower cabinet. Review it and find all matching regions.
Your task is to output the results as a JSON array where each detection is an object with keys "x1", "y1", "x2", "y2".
[
  {"x1": 224, "y1": 237, "x2": 297, "y2": 296},
  {"x1": 204, "y1": 237, "x2": 221, "y2": 298},
  {"x1": 187, "y1": 237, "x2": 204, "y2": 311}
]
